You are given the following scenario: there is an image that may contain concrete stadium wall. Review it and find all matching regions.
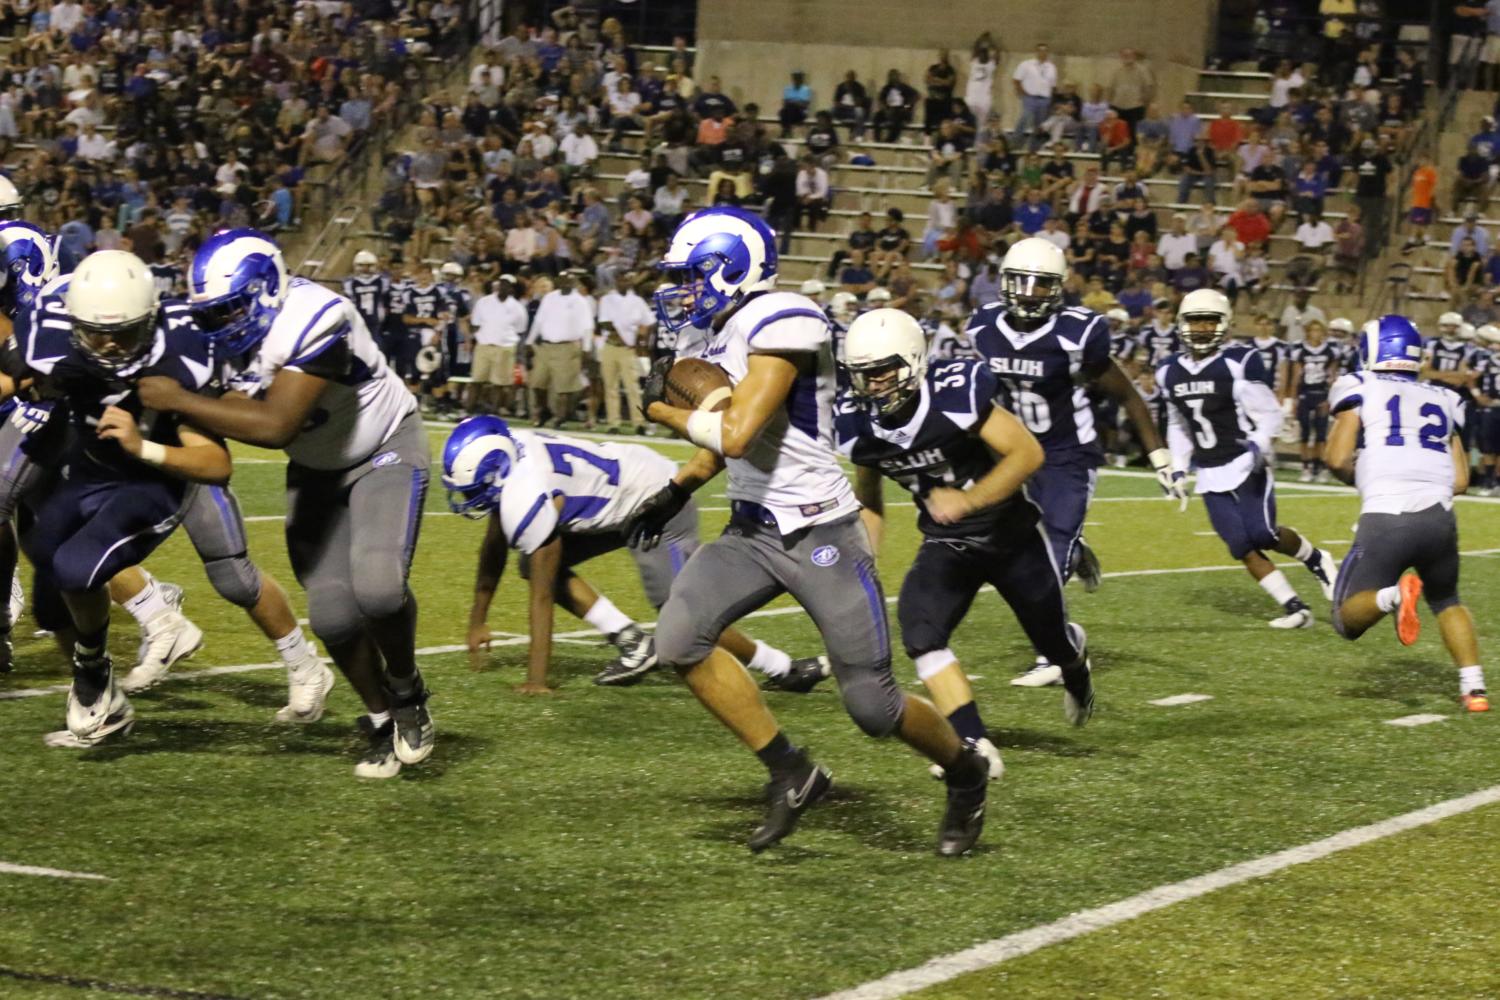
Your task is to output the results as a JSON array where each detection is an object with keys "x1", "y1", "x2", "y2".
[{"x1": 694, "y1": 0, "x2": 1212, "y2": 126}]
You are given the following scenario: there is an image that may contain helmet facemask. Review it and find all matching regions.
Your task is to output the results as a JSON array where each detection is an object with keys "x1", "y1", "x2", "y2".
[
  {"x1": 72, "y1": 309, "x2": 158, "y2": 373},
  {"x1": 845, "y1": 353, "x2": 922, "y2": 419},
  {"x1": 1180, "y1": 310, "x2": 1227, "y2": 359},
  {"x1": 1001, "y1": 269, "x2": 1063, "y2": 321}
]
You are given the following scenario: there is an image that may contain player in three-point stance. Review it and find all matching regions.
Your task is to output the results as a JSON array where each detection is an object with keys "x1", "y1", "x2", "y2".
[
  {"x1": 1326, "y1": 315, "x2": 1489, "y2": 713},
  {"x1": 641, "y1": 206, "x2": 990, "y2": 856},
  {"x1": 836, "y1": 309, "x2": 1094, "y2": 782},
  {"x1": 439, "y1": 415, "x2": 830, "y2": 691},
  {"x1": 968, "y1": 237, "x2": 1186, "y2": 688},
  {"x1": 138, "y1": 229, "x2": 432, "y2": 778},
  {"x1": 1158, "y1": 290, "x2": 1338, "y2": 628}
]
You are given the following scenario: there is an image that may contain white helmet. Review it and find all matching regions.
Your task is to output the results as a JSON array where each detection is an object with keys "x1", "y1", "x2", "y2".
[
  {"x1": 440, "y1": 261, "x2": 464, "y2": 281},
  {"x1": 799, "y1": 278, "x2": 827, "y2": 298},
  {"x1": 0, "y1": 175, "x2": 21, "y2": 220},
  {"x1": 866, "y1": 286, "x2": 892, "y2": 304},
  {"x1": 66, "y1": 250, "x2": 158, "y2": 372},
  {"x1": 1106, "y1": 307, "x2": 1130, "y2": 324},
  {"x1": 1477, "y1": 324, "x2": 1500, "y2": 346},
  {"x1": 353, "y1": 249, "x2": 379, "y2": 275},
  {"x1": 828, "y1": 291, "x2": 859, "y2": 325},
  {"x1": 1460, "y1": 322, "x2": 1477, "y2": 341},
  {"x1": 842, "y1": 308, "x2": 928, "y2": 417},
  {"x1": 1438, "y1": 311, "x2": 1463, "y2": 338},
  {"x1": 1177, "y1": 288, "x2": 1232, "y2": 357},
  {"x1": 1328, "y1": 317, "x2": 1354, "y2": 335},
  {"x1": 1001, "y1": 237, "x2": 1067, "y2": 321}
]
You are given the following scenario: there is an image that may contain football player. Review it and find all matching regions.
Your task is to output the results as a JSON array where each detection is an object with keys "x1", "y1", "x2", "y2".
[
  {"x1": 1096, "y1": 307, "x2": 1138, "y2": 466},
  {"x1": 1326, "y1": 315, "x2": 1487, "y2": 711},
  {"x1": 1158, "y1": 290, "x2": 1337, "y2": 628},
  {"x1": 343, "y1": 250, "x2": 390, "y2": 346},
  {"x1": 969, "y1": 237, "x2": 1186, "y2": 688},
  {"x1": 837, "y1": 309, "x2": 1094, "y2": 780},
  {"x1": 1422, "y1": 312, "x2": 1474, "y2": 447},
  {"x1": 1241, "y1": 313, "x2": 1290, "y2": 398},
  {"x1": 1138, "y1": 297, "x2": 1181, "y2": 367},
  {"x1": 441, "y1": 415, "x2": 830, "y2": 692},
  {"x1": 1474, "y1": 325, "x2": 1500, "y2": 495},
  {"x1": 20, "y1": 251, "x2": 231, "y2": 745},
  {"x1": 641, "y1": 207, "x2": 991, "y2": 856},
  {"x1": 1287, "y1": 319, "x2": 1340, "y2": 483},
  {"x1": 435, "y1": 262, "x2": 473, "y2": 415},
  {"x1": 138, "y1": 230, "x2": 431, "y2": 779}
]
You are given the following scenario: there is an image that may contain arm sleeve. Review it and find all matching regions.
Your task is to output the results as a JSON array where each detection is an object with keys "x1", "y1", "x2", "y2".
[{"x1": 1235, "y1": 373, "x2": 1283, "y2": 453}]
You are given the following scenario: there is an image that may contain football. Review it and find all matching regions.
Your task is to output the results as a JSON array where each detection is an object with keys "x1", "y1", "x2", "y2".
[{"x1": 664, "y1": 357, "x2": 732, "y2": 412}]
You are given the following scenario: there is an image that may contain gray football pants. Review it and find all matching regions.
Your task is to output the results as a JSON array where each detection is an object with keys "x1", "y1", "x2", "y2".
[{"x1": 654, "y1": 511, "x2": 905, "y2": 737}]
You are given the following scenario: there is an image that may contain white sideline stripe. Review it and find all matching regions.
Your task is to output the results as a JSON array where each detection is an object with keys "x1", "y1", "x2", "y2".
[
  {"x1": 0, "y1": 860, "x2": 110, "y2": 881},
  {"x1": 1149, "y1": 693, "x2": 1213, "y2": 706},
  {"x1": 1386, "y1": 713, "x2": 1448, "y2": 727},
  {"x1": 5, "y1": 548, "x2": 1499, "y2": 704},
  {"x1": 815, "y1": 783, "x2": 1500, "y2": 1000},
  {"x1": 1322, "y1": 539, "x2": 1352, "y2": 545}
]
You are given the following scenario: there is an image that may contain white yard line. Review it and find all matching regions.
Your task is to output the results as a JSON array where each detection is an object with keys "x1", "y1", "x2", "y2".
[
  {"x1": 0, "y1": 860, "x2": 110, "y2": 881},
  {"x1": 1149, "y1": 693, "x2": 1214, "y2": 706},
  {"x1": 1385, "y1": 714, "x2": 1448, "y2": 728},
  {"x1": 814, "y1": 784, "x2": 1500, "y2": 1000}
]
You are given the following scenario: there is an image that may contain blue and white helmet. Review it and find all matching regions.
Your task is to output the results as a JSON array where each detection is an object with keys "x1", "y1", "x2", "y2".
[
  {"x1": 442, "y1": 415, "x2": 520, "y2": 518},
  {"x1": 1359, "y1": 315, "x2": 1423, "y2": 377},
  {"x1": 0, "y1": 220, "x2": 57, "y2": 314},
  {"x1": 188, "y1": 228, "x2": 291, "y2": 357},
  {"x1": 654, "y1": 206, "x2": 778, "y2": 333}
]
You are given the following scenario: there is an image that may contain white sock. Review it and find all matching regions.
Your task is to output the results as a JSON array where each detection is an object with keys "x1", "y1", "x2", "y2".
[
  {"x1": 1460, "y1": 665, "x2": 1486, "y2": 695},
  {"x1": 1375, "y1": 585, "x2": 1401, "y2": 613},
  {"x1": 583, "y1": 596, "x2": 632, "y2": 637},
  {"x1": 748, "y1": 639, "x2": 791, "y2": 677},
  {"x1": 367, "y1": 710, "x2": 391, "y2": 729},
  {"x1": 1293, "y1": 535, "x2": 1314, "y2": 562},
  {"x1": 1258, "y1": 570, "x2": 1298, "y2": 608},
  {"x1": 275, "y1": 627, "x2": 314, "y2": 666},
  {"x1": 122, "y1": 575, "x2": 170, "y2": 624}
]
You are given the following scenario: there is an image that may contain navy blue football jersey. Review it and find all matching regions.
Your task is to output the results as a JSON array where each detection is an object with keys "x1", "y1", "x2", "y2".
[
  {"x1": 21, "y1": 282, "x2": 216, "y2": 479},
  {"x1": 1157, "y1": 345, "x2": 1267, "y2": 468},
  {"x1": 1478, "y1": 361, "x2": 1500, "y2": 401},
  {"x1": 970, "y1": 303, "x2": 1111, "y2": 457},
  {"x1": 1247, "y1": 336, "x2": 1287, "y2": 389},
  {"x1": 403, "y1": 283, "x2": 444, "y2": 321},
  {"x1": 1426, "y1": 338, "x2": 1467, "y2": 375},
  {"x1": 836, "y1": 357, "x2": 1039, "y2": 540},
  {"x1": 1110, "y1": 331, "x2": 1139, "y2": 364},
  {"x1": 343, "y1": 273, "x2": 390, "y2": 331},
  {"x1": 1139, "y1": 324, "x2": 1181, "y2": 366},
  {"x1": 1291, "y1": 341, "x2": 1337, "y2": 396},
  {"x1": 1465, "y1": 345, "x2": 1492, "y2": 373}
]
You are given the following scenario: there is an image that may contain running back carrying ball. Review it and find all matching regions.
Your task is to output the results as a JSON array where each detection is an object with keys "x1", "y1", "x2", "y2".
[{"x1": 664, "y1": 357, "x2": 732, "y2": 412}]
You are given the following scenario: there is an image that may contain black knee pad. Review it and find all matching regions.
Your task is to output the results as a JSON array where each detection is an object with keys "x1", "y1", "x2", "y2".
[
  {"x1": 204, "y1": 555, "x2": 263, "y2": 609},
  {"x1": 838, "y1": 669, "x2": 905, "y2": 738}
]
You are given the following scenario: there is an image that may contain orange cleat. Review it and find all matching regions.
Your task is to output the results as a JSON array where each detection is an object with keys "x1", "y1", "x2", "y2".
[
  {"x1": 1395, "y1": 573, "x2": 1423, "y2": 646},
  {"x1": 1463, "y1": 690, "x2": 1490, "y2": 714}
]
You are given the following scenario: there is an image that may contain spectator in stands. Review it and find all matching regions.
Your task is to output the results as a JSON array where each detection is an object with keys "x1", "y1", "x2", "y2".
[
  {"x1": 1331, "y1": 205, "x2": 1365, "y2": 293},
  {"x1": 1246, "y1": 153, "x2": 1289, "y2": 229},
  {"x1": 1268, "y1": 61, "x2": 1305, "y2": 110},
  {"x1": 923, "y1": 51, "x2": 958, "y2": 134},
  {"x1": 795, "y1": 156, "x2": 830, "y2": 233},
  {"x1": 1099, "y1": 110, "x2": 1133, "y2": 173},
  {"x1": 1457, "y1": 1, "x2": 1500, "y2": 91},
  {"x1": 1291, "y1": 160, "x2": 1329, "y2": 218},
  {"x1": 1177, "y1": 134, "x2": 1217, "y2": 205},
  {"x1": 1158, "y1": 212, "x2": 1196, "y2": 273},
  {"x1": 1349, "y1": 138, "x2": 1393, "y2": 257},
  {"x1": 1040, "y1": 81, "x2": 1082, "y2": 148},
  {"x1": 966, "y1": 33, "x2": 1000, "y2": 127},
  {"x1": 1228, "y1": 198, "x2": 1272, "y2": 249},
  {"x1": 1279, "y1": 288, "x2": 1325, "y2": 344},
  {"x1": 653, "y1": 173, "x2": 689, "y2": 232},
  {"x1": 874, "y1": 69, "x2": 919, "y2": 143},
  {"x1": 1108, "y1": 48, "x2": 1154, "y2": 140},
  {"x1": 1451, "y1": 211, "x2": 1492, "y2": 256},
  {"x1": 1125, "y1": 197, "x2": 1158, "y2": 242},
  {"x1": 1402, "y1": 153, "x2": 1438, "y2": 254},
  {"x1": 1207, "y1": 103, "x2": 1244, "y2": 165},
  {"x1": 1231, "y1": 130, "x2": 1273, "y2": 202},
  {"x1": 871, "y1": 208, "x2": 911, "y2": 277},
  {"x1": 1449, "y1": 236, "x2": 1487, "y2": 296},
  {"x1": 805, "y1": 111, "x2": 841, "y2": 167},
  {"x1": 1038, "y1": 216, "x2": 1071, "y2": 252},
  {"x1": 759, "y1": 145, "x2": 799, "y2": 251},
  {"x1": 926, "y1": 120, "x2": 964, "y2": 187},
  {"x1": 1016, "y1": 186, "x2": 1051, "y2": 235},
  {"x1": 1133, "y1": 103, "x2": 1169, "y2": 177},
  {"x1": 1039, "y1": 144, "x2": 1075, "y2": 206},
  {"x1": 1208, "y1": 225, "x2": 1245, "y2": 301},
  {"x1": 559, "y1": 123, "x2": 599, "y2": 181},
  {"x1": 833, "y1": 70, "x2": 871, "y2": 140},
  {"x1": 1067, "y1": 166, "x2": 1107, "y2": 221},
  {"x1": 922, "y1": 179, "x2": 958, "y2": 257},
  {"x1": 1078, "y1": 84, "x2": 1110, "y2": 152},
  {"x1": 1167, "y1": 100, "x2": 1201, "y2": 158},
  {"x1": 839, "y1": 249, "x2": 877, "y2": 296},
  {"x1": 1011, "y1": 43, "x2": 1057, "y2": 150},
  {"x1": 1454, "y1": 140, "x2": 1492, "y2": 213},
  {"x1": 779, "y1": 71, "x2": 812, "y2": 136}
]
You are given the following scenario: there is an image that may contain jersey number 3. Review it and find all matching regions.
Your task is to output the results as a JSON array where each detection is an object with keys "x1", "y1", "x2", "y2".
[{"x1": 1383, "y1": 397, "x2": 1448, "y2": 453}]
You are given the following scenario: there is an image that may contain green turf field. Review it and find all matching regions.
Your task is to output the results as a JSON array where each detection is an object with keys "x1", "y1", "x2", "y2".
[{"x1": 2, "y1": 424, "x2": 1498, "y2": 1000}]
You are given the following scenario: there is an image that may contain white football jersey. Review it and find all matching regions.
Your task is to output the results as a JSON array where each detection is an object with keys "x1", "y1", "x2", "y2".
[
  {"x1": 1329, "y1": 371, "x2": 1463, "y2": 514},
  {"x1": 222, "y1": 278, "x2": 416, "y2": 470},
  {"x1": 697, "y1": 291, "x2": 857, "y2": 532},
  {"x1": 498, "y1": 429, "x2": 677, "y2": 553}
]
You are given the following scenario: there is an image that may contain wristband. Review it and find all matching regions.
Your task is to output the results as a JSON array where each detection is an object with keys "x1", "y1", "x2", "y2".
[
  {"x1": 1147, "y1": 447, "x2": 1172, "y2": 472},
  {"x1": 685, "y1": 409, "x2": 724, "y2": 454},
  {"x1": 138, "y1": 440, "x2": 167, "y2": 466}
]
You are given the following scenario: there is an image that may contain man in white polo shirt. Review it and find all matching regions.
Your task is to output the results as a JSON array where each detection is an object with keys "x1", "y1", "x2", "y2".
[
  {"x1": 467, "y1": 275, "x2": 528, "y2": 416},
  {"x1": 596, "y1": 274, "x2": 654, "y2": 434},
  {"x1": 1011, "y1": 43, "x2": 1057, "y2": 150},
  {"x1": 527, "y1": 271, "x2": 595, "y2": 427}
]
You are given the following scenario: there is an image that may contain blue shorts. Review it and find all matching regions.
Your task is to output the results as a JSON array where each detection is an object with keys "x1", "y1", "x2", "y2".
[
  {"x1": 23, "y1": 462, "x2": 187, "y2": 593},
  {"x1": 1297, "y1": 393, "x2": 1329, "y2": 444},
  {"x1": 1027, "y1": 450, "x2": 1100, "y2": 577},
  {"x1": 1202, "y1": 466, "x2": 1279, "y2": 560}
]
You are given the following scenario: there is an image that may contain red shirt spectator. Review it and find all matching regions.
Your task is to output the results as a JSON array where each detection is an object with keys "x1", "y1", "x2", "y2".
[
  {"x1": 1227, "y1": 202, "x2": 1271, "y2": 247},
  {"x1": 1207, "y1": 107, "x2": 1243, "y2": 156},
  {"x1": 696, "y1": 115, "x2": 731, "y2": 146}
]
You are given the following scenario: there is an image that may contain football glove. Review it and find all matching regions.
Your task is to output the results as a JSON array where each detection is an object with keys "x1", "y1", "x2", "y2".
[
  {"x1": 1148, "y1": 448, "x2": 1187, "y2": 503},
  {"x1": 626, "y1": 480, "x2": 690, "y2": 551},
  {"x1": 640, "y1": 355, "x2": 674, "y2": 418},
  {"x1": 1171, "y1": 471, "x2": 1190, "y2": 512}
]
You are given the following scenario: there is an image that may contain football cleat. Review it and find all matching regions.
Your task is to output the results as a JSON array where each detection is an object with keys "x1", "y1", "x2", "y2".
[
  {"x1": 594, "y1": 624, "x2": 657, "y2": 686},
  {"x1": 763, "y1": 655, "x2": 832, "y2": 694},
  {"x1": 1315, "y1": 469, "x2": 1331, "y2": 484},
  {"x1": 1074, "y1": 540, "x2": 1102, "y2": 593},
  {"x1": 1061, "y1": 660, "x2": 1096, "y2": 727},
  {"x1": 121, "y1": 609, "x2": 204, "y2": 693},
  {"x1": 1298, "y1": 468, "x2": 1313, "y2": 483},
  {"x1": 1306, "y1": 548, "x2": 1338, "y2": 601},
  {"x1": 929, "y1": 735, "x2": 1004, "y2": 781},
  {"x1": 1012, "y1": 657, "x2": 1062, "y2": 687},
  {"x1": 353, "y1": 715, "x2": 402, "y2": 779},
  {"x1": 748, "y1": 754, "x2": 832, "y2": 853},
  {"x1": 390, "y1": 682, "x2": 435, "y2": 765},
  {"x1": 1463, "y1": 690, "x2": 1490, "y2": 714},
  {"x1": 1269, "y1": 608, "x2": 1314, "y2": 629},
  {"x1": 276, "y1": 653, "x2": 336, "y2": 724},
  {"x1": 65, "y1": 652, "x2": 134, "y2": 745},
  {"x1": 8, "y1": 572, "x2": 23, "y2": 625},
  {"x1": 1395, "y1": 573, "x2": 1422, "y2": 646},
  {"x1": 937, "y1": 742, "x2": 989, "y2": 857}
]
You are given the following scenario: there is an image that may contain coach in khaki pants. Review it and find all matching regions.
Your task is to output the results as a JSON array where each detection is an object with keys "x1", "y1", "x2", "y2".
[
  {"x1": 527, "y1": 272, "x2": 595, "y2": 427},
  {"x1": 597, "y1": 276, "x2": 654, "y2": 433},
  {"x1": 467, "y1": 275, "x2": 528, "y2": 415}
]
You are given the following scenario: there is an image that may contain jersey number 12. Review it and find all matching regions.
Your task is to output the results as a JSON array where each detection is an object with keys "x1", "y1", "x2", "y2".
[{"x1": 1383, "y1": 396, "x2": 1448, "y2": 453}]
